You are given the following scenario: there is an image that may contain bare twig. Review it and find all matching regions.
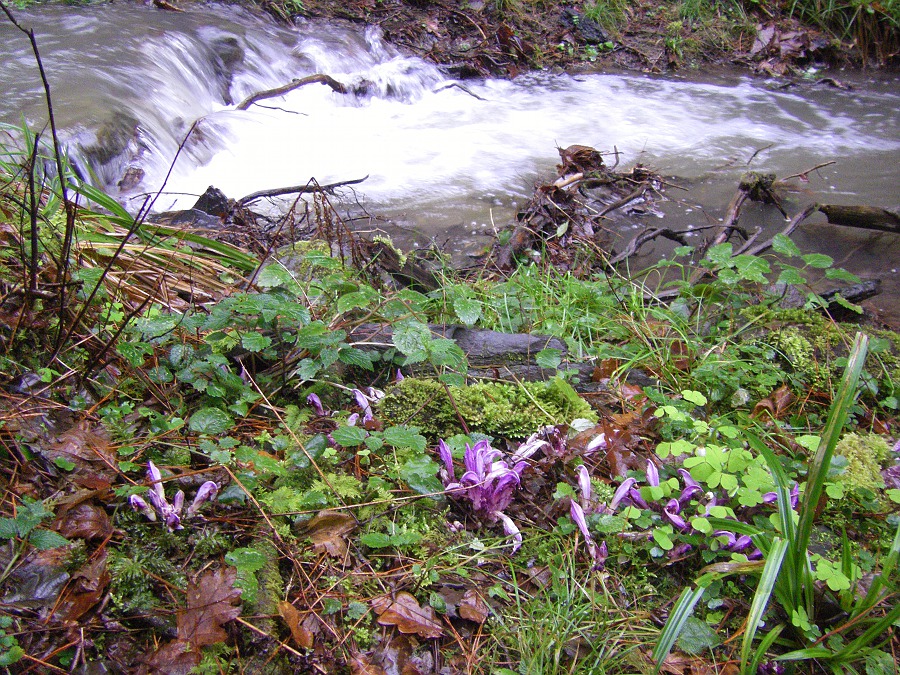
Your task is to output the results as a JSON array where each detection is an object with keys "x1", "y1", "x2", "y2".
[
  {"x1": 237, "y1": 175, "x2": 369, "y2": 206},
  {"x1": 433, "y1": 82, "x2": 488, "y2": 101},
  {"x1": 780, "y1": 161, "x2": 836, "y2": 182},
  {"x1": 236, "y1": 74, "x2": 349, "y2": 111}
]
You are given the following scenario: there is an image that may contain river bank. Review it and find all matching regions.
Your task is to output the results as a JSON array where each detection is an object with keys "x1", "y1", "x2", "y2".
[
  {"x1": 276, "y1": 0, "x2": 899, "y2": 77},
  {"x1": 1, "y1": 2, "x2": 899, "y2": 674}
]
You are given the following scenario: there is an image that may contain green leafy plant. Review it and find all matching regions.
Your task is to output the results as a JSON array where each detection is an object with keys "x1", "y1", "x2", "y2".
[{"x1": 654, "y1": 333, "x2": 900, "y2": 673}]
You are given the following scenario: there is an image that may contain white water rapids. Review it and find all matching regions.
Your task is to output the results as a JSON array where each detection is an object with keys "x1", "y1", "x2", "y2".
[{"x1": 2, "y1": 1, "x2": 899, "y2": 320}]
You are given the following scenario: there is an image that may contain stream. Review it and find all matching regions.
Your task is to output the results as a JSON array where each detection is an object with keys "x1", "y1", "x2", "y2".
[{"x1": 2, "y1": 1, "x2": 899, "y2": 323}]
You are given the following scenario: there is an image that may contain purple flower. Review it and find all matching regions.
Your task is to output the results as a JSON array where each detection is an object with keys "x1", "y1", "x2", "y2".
[
  {"x1": 585, "y1": 433, "x2": 607, "y2": 453},
  {"x1": 352, "y1": 389, "x2": 374, "y2": 423},
  {"x1": 576, "y1": 465, "x2": 592, "y2": 503},
  {"x1": 646, "y1": 460, "x2": 659, "y2": 488},
  {"x1": 570, "y1": 501, "x2": 607, "y2": 567},
  {"x1": 678, "y1": 468, "x2": 699, "y2": 489},
  {"x1": 496, "y1": 512, "x2": 522, "y2": 554},
  {"x1": 129, "y1": 495, "x2": 156, "y2": 522},
  {"x1": 306, "y1": 393, "x2": 326, "y2": 416},
  {"x1": 395, "y1": 369, "x2": 404, "y2": 382},
  {"x1": 609, "y1": 477, "x2": 637, "y2": 510},
  {"x1": 663, "y1": 498, "x2": 689, "y2": 530},
  {"x1": 131, "y1": 463, "x2": 218, "y2": 531},
  {"x1": 438, "y1": 439, "x2": 527, "y2": 553},
  {"x1": 186, "y1": 481, "x2": 219, "y2": 517}
]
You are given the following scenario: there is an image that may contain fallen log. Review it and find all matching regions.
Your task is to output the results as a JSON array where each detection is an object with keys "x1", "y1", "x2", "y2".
[{"x1": 820, "y1": 204, "x2": 900, "y2": 234}]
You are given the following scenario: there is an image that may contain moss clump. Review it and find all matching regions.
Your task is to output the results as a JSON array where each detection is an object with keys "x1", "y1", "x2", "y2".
[
  {"x1": 378, "y1": 376, "x2": 597, "y2": 439},
  {"x1": 835, "y1": 432, "x2": 891, "y2": 491}
]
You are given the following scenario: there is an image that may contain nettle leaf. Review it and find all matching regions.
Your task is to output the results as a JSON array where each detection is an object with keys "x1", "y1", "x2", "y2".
[
  {"x1": 453, "y1": 296, "x2": 482, "y2": 326},
  {"x1": 241, "y1": 332, "x2": 272, "y2": 353},
  {"x1": 832, "y1": 294, "x2": 863, "y2": 314},
  {"x1": 338, "y1": 347, "x2": 374, "y2": 371},
  {"x1": 733, "y1": 255, "x2": 771, "y2": 283},
  {"x1": 802, "y1": 253, "x2": 834, "y2": 269},
  {"x1": 225, "y1": 547, "x2": 267, "y2": 604},
  {"x1": 393, "y1": 320, "x2": 432, "y2": 356},
  {"x1": 256, "y1": 263, "x2": 295, "y2": 289},
  {"x1": 189, "y1": 407, "x2": 234, "y2": 435},
  {"x1": 772, "y1": 233, "x2": 801, "y2": 257},
  {"x1": 704, "y1": 243, "x2": 733, "y2": 268},
  {"x1": 331, "y1": 426, "x2": 367, "y2": 447},
  {"x1": 383, "y1": 426, "x2": 427, "y2": 452},
  {"x1": 28, "y1": 529, "x2": 70, "y2": 550},
  {"x1": 824, "y1": 268, "x2": 862, "y2": 286},
  {"x1": 676, "y1": 616, "x2": 722, "y2": 654},
  {"x1": 535, "y1": 348, "x2": 563, "y2": 370},
  {"x1": 360, "y1": 532, "x2": 392, "y2": 548},
  {"x1": 399, "y1": 455, "x2": 443, "y2": 495},
  {"x1": 776, "y1": 267, "x2": 806, "y2": 286},
  {"x1": 337, "y1": 287, "x2": 378, "y2": 314}
]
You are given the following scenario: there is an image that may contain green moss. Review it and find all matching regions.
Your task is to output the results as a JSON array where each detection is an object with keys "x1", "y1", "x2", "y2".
[
  {"x1": 378, "y1": 376, "x2": 597, "y2": 439},
  {"x1": 835, "y1": 432, "x2": 890, "y2": 491}
]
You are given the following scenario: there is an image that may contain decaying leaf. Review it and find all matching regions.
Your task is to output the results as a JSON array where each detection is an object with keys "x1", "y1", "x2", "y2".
[
  {"x1": 304, "y1": 510, "x2": 357, "y2": 557},
  {"x1": 752, "y1": 384, "x2": 796, "y2": 420},
  {"x1": 278, "y1": 600, "x2": 315, "y2": 649},
  {"x1": 144, "y1": 639, "x2": 200, "y2": 675},
  {"x1": 457, "y1": 589, "x2": 489, "y2": 623},
  {"x1": 177, "y1": 567, "x2": 241, "y2": 648},
  {"x1": 373, "y1": 591, "x2": 443, "y2": 639},
  {"x1": 348, "y1": 652, "x2": 388, "y2": 675},
  {"x1": 53, "y1": 501, "x2": 113, "y2": 542},
  {"x1": 44, "y1": 421, "x2": 118, "y2": 479},
  {"x1": 658, "y1": 651, "x2": 737, "y2": 675},
  {"x1": 55, "y1": 550, "x2": 110, "y2": 622}
]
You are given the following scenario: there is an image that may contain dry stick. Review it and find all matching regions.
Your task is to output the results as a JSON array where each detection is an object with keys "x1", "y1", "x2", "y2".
[
  {"x1": 26, "y1": 131, "x2": 40, "y2": 300},
  {"x1": 1, "y1": 2, "x2": 78, "y2": 349},
  {"x1": 738, "y1": 203, "x2": 820, "y2": 257},
  {"x1": 688, "y1": 186, "x2": 749, "y2": 285},
  {"x1": 236, "y1": 73, "x2": 349, "y2": 111},
  {"x1": 234, "y1": 617, "x2": 304, "y2": 659},
  {"x1": 596, "y1": 184, "x2": 647, "y2": 218},
  {"x1": 237, "y1": 175, "x2": 369, "y2": 207},
  {"x1": 780, "y1": 160, "x2": 836, "y2": 182},
  {"x1": 609, "y1": 227, "x2": 689, "y2": 265},
  {"x1": 433, "y1": 82, "x2": 488, "y2": 101}
]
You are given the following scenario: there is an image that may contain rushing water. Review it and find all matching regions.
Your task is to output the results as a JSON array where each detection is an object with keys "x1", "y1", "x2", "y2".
[{"x1": 2, "y1": 1, "x2": 899, "y2": 322}]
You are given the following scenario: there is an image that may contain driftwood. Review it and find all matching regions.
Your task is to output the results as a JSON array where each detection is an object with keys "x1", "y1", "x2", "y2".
[
  {"x1": 367, "y1": 241, "x2": 441, "y2": 292},
  {"x1": 820, "y1": 204, "x2": 900, "y2": 234},
  {"x1": 236, "y1": 74, "x2": 349, "y2": 111},
  {"x1": 237, "y1": 176, "x2": 368, "y2": 206}
]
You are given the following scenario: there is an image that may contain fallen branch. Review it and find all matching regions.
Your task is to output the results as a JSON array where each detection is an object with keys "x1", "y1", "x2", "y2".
[
  {"x1": 609, "y1": 227, "x2": 689, "y2": 265},
  {"x1": 236, "y1": 74, "x2": 349, "y2": 111},
  {"x1": 819, "y1": 204, "x2": 900, "y2": 234},
  {"x1": 237, "y1": 176, "x2": 368, "y2": 206},
  {"x1": 433, "y1": 82, "x2": 488, "y2": 101}
]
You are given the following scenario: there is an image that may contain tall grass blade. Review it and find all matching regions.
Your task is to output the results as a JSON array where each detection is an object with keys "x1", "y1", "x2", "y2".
[
  {"x1": 794, "y1": 332, "x2": 868, "y2": 617},
  {"x1": 853, "y1": 517, "x2": 900, "y2": 619},
  {"x1": 741, "y1": 538, "x2": 788, "y2": 671},
  {"x1": 652, "y1": 582, "x2": 709, "y2": 672}
]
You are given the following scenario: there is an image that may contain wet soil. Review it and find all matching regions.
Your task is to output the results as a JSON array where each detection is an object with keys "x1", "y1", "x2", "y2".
[{"x1": 272, "y1": 0, "x2": 886, "y2": 78}]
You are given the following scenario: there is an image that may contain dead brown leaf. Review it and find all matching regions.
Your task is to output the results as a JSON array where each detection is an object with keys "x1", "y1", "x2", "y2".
[
  {"x1": 55, "y1": 550, "x2": 110, "y2": 622},
  {"x1": 144, "y1": 639, "x2": 200, "y2": 675},
  {"x1": 348, "y1": 652, "x2": 388, "y2": 675},
  {"x1": 44, "y1": 420, "x2": 118, "y2": 480},
  {"x1": 457, "y1": 589, "x2": 489, "y2": 623},
  {"x1": 304, "y1": 510, "x2": 357, "y2": 557},
  {"x1": 373, "y1": 591, "x2": 443, "y2": 639},
  {"x1": 53, "y1": 501, "x2": 113, "y2": 542},
  {"x1": 278, "y1": 600, "x2": 314, "y2": 649},
  {"x1": 177, "y1": 567, "x2": 241, "y2": 648},
  {"x1": 752, "y1": 384, "x2": 796, "y2": 420}
]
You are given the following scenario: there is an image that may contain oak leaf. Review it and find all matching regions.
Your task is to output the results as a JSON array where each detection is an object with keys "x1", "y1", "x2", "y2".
[
  {"x1": 373, "y1": 591, "x2": 443, "y2": 639},
  {"x1": 177, "y1": 567, "x2": 241, "y2": 648}
]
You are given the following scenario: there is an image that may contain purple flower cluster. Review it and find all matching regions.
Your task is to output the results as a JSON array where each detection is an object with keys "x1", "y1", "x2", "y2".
[
  {"x1": 604, "y1": 460, "x2": 800, "y2": 560},
  {"x1": 438, "y1": 436, "x2": 547, "y2": 553},
  {"x1": 569, "y1": 464, "x2": 608, "y2": 568},
  {"x1": 129, "y1": 461, "x2": 218, "y2": 532}
]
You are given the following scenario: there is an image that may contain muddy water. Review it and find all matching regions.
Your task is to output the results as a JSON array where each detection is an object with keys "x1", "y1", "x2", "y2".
[{"x1": 1, "y1": 2, "x2": 898, "y2": 323}]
